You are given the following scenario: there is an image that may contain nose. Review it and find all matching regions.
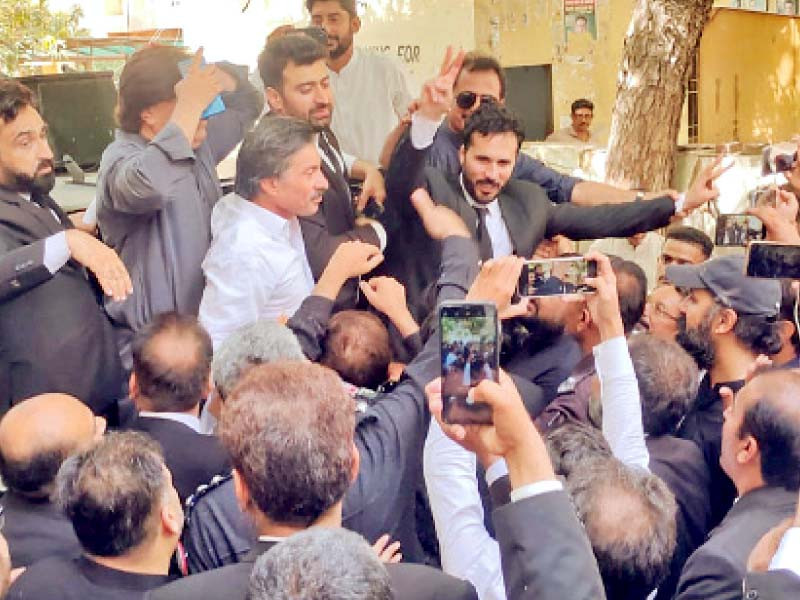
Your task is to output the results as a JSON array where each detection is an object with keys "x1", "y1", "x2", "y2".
[
  {"x1": 39, "y1": 137, "x2": 54, "y2": 162},
  {"x1": 315, "y1": 170, "x2": 329, "y2": 191},
  {"x1": 486, "y1": 162, "x2": 500, "y2": 181}
]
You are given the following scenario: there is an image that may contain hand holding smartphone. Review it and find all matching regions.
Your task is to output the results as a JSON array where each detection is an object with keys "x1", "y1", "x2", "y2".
[
  {"x1": 715, "y1": 214, "x2": 765, "y2": 247},
  {"x1": 439, "y1": 301, "x2": 499, "y2": 425},
  {"x1": 517, "y1": 256, "x2": 597, "y2": 298},
  {"x1": 178, "y1": 56, "x2": 226, "y2": 120}
]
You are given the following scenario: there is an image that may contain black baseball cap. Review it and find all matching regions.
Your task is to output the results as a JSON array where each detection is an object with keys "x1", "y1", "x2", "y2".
[{"x1": 666, "y1": 255, "x2": 780, "y2": 317}]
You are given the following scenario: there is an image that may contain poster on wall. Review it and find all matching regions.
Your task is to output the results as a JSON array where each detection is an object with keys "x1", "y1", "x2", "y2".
[
  {"x1": 728, "y1": 0, "x2": 768, "y2": 10},
  {"x1": 777, "y1": 0, "x2": 798, "y2": 15},
  {"x1": 564, "y1": 0, "x2": 597, "y2": 41}
]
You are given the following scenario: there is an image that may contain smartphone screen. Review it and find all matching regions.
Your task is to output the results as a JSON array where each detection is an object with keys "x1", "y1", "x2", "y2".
[
  {"x1": 715, "y1": 214, "x2": 765, "y2": 246},
  {"x1": 439, "y1": 302, "x2": 498, "y2": 425},
  {"x1": 518, "y1": 257, "x2": 597, "y2": 297},
  {"x1": 178, "y1": 58, "x2": 226, "y2": 120},
  {"x1": 746, "y1": 242, "x2": 800, "y2": 279}
]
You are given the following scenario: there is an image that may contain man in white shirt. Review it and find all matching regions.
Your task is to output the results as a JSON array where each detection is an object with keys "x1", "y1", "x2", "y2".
[
  {"x1": 307, "y1": 0, "x2": 413, "y2": 163},
  {"x1": 199, "y1": 116, "x2": 383, "y2": 349},
  {"x1": 546, "y1": 98, "x2": 595, "y2": 145},
  {"x1": 589, "y1": 230, "x2": 664, "y2": 291}
]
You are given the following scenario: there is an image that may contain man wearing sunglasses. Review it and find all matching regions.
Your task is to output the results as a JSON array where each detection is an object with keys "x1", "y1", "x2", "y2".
[{"x1": 417, "y1": 51, "x2": 673, "y2": 206}]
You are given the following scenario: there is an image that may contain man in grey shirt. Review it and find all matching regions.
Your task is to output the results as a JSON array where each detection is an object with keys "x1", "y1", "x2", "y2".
[{"x1": 97, "y1": 47, "x2": 262, "y2": 363}]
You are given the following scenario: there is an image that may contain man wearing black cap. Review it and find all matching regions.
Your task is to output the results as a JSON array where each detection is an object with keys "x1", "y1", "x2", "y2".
[{"x1": 666, "y1": 255, "x2": 783, "y2": 531}]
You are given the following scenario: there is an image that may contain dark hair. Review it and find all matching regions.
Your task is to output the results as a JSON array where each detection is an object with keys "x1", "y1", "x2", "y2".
[
  {"x1": 571, "y1": 98, "x2": 594, "y2": 114},
  {"x1": 779, "y1": 279, "x2": 800, "y2": 354},
  {"x1": 462, "y1": 102, "x2": 524, "y2": 153},
  {"x1": 220, "y1": 362, "x2": 354, "y2": 526},
  {"x1": 545, "y1": 423, "x2": 612, "y2": 479},
  {"x1": 740, "y1": 371, "x2": 800, "y2": 491},
  {"x1": 731, "y1": 311, "x2": 783, "y2": 356},
  {"x1": 116, "y1": 45, "x2": 188, "y2": 133},
  {"x1": 248, "y1": 527, "x2": 391, "y2": 600},
  {"x1": 0, "y1": 79, "x2": 37, "y2": 124},
  {"x1": 306, "y1": 0, "x2": 357, "y2": 17},
  {"x1": 321, "y1": 311, "x2": 391, "y2": 390},
  {"x1": 57, "y1": 432, "x2": 167, "y2": 557},
  {"x1": 569, "y1": 460, "x2": 678, "y2": 600},
  {"x1": 234, "y1": 116, "x2": 317, "y2": 200},
  {"x1": 131, "y1": 312, "x2": 212, "y2": 413},
  {"x1": 258, "y1": 33, "x2": 328, "y2": 91},
  {"x1": 456, "y1": 52, "x2": 506, "y2": 99},
  {"x1": 628, "y1": 335, "x2": 699, "y2": 436},
  {"x1": 610, "y1": 257, "x2": 648, "y2": 335},
  {"x1": 665, "y1": 225, "x2": 714, "y2": 259},
  {"x1": 0, "y1": 448, "x2": 67, "y2": 498}
]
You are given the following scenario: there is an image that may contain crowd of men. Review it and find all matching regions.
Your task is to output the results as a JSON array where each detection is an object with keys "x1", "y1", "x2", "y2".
[{"x1": 2, "y1": 0, "x2": 800, "y2": 598}]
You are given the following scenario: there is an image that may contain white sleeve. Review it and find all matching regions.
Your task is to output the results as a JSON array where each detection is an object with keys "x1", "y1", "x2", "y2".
[
  {"x1": 410, "y1": 112, "x2": 441, "y2": 150},
  {"x1": 43, "y1": 231, "x2": 70, "y2": 274},
  {"x1": 342, "y1": 152, "x2": 357, "y2": 176},
  {"x1": 769, "y1": 527, "x2": 800, "y2": 577},
  {"x1": 594, "y1": 336, "x2": 650, "y2": 470},
  {"x1": 82, "y1": 198, "x2": 98, "y2": 226},
  {"x1": 423, "y1": 420, "x2": 506, "y2": 600}
]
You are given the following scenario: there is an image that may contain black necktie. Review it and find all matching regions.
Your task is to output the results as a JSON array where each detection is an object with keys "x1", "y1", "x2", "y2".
[
  {"x1": 31, "y1": 191, "x2": 71, "y2": 229},
  {"x1": 319, "y1": 130, "x2": 345, "y2": 181},
  {"x1": 474, "y1": 205, "x2": 493, "y2": 262}
]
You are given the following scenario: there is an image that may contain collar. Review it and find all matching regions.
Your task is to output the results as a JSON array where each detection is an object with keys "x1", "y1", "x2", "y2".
[
  {"x1": 0, "y1": 185, "x2": 27, "y2": 205},
  {"x1": 459, "y1": 173, "x2": 499, "y2": 212},
  {"x1": 229, "y1": 193, "x2": 296, "y2": 240},
  {"x1": 77, "y1": 556, "x2": 172, "y2": 591},
  {"x1": 138, "y1": 411, "x2": 202, "y2": 433},
  {"x1": 243, "y1": 539, "x2": 281, "y2": 562},
  {"x1": 696, "y1": 373, "x2": 745, "y2": 410},
  {"x1": 331, "y1": 47, "x2": 361, "y2": 77}
]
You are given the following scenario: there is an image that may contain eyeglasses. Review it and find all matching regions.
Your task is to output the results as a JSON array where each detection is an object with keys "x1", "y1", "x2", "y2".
[
  {"x1": 455, "y1": 91, "x2": 497, "y2": 110},
  {"x1": 651, "y1": 302, "x2": 680, "y2": 322}
]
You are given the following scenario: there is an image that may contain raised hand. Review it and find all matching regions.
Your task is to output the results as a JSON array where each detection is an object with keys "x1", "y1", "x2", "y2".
[
  {"x1": 682, "y1": 155, "x2": 734, "y2": 216},
  {"x1": 583, "y1": 251, "x2": 623, "y2": 340},
  {"x1": 372, "y1": 534, "x2": 402, "y2": 565},
  {"x1": 466, "y1": 256, "x2": 526, "y2": 319},
  {"x1": 65, "y1": 230, "x2": 132, "y2": 302},
  {"x1": 359, "y1": 276, "x2": 418, "y2": 337},
  {"x1": 416, "y1": 46, "x2": 465, "y2": 121},
  {"x1": 749, "y1": 188, "x2": 800, "y2": 243},
  {"x1": 410, "y1": 188, "x2": 469, "y2": 240}
]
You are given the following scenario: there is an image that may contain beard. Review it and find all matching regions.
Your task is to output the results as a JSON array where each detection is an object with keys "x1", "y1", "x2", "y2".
[
  {"x1": 328, "y1": 33, "x2": 353, "y2": 59},
  {"x1": 306, "y1": 105, "x2": 333, "y2": 131},
  {"x1": 502, "y1": 314, "x2": 566, "y2": 358},
  {"x1": 676, "y1": 312, "x2": 715, "y2": 370},
  {"x1": 5, "y1": 160, "x2": 56, "y2": 195},
  {"x1": 464, "y1": 174, "x2": 502, "y2": 204}
]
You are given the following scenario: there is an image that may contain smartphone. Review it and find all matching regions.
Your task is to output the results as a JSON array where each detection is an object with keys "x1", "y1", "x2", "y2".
[
  {"x1": 178, "y1": 58, "x2": 226, "y2": 120},
  {"x1": 715, "y1": 214, "x2": 765, "y2": 247},
  {"x1": 518, "y1": 256, "x2": 597, "y2": 298},
  {"x1": 750, "y1": 187, "x2": 777, "y2": 209},
  {"x1": 745, "y1": 242, "x2": 800, "y2": 279},
  {"x1": 439, "y1": 301, "x2": 499, "y2": 425}
]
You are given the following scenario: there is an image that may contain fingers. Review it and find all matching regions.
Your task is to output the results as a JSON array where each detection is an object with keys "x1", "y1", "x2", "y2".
[
  {"x1": 438, "y1": 46, "x2": 454, "y2": 76},
  {"x1": 410, "y1": 187, "x2": 435, "y2": 219},
  {"x1": 358, "y1": 280, "x2": 379, "y2": 305},
  {"x1": 719, "y1": 386, "x2": 735, "y2": 412},
  {"x1": 424, "y1": 378, "x2": 467, "y2": 440},
  {"x1": 189, "y1": 47, "x2": 204, "y2": 72}
]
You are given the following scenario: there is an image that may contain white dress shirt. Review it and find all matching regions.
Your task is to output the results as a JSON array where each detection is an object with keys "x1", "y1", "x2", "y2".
[
  {"x1": 423, "y1": 420, "x2": 564, "y2": 600},
  {"x1": 769, "y1": 527, "x2": 800, "y2": 576},
  {"x1": 199, "y1": 193, "x2": 314, "y2": 350},
  {"x1": 329, "y1": 47, "x2": 413, "y2": 164},
  {"x1": 594, "y1": 336, "x2": 650, "y2": 470}
]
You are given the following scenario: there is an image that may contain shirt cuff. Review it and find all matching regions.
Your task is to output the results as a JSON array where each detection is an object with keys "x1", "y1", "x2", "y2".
[
  {"x1": 82, "y1": 198, "x2": 98, "y2": 226},
  {"x1": 369, "y1": 221, "x2": 387, "y2": 251},
  {"x1": 485, "y1": 458, "x2": 509, "y2": 486},
  {"x1": 410, "y1": 112, "x2": 441, "y2": 149},
  {"x1": 44, "y1": 231, "x2": 70, "y2": 274},
  {"x1": 342, "y1": 152, "x2": 357, "y2": 176},
  {"x1": 510, "y1": 480, "x2": 564, "y2": 503},
  {"x1": 674, "y1": 192, "x2": 686, "y2": 214},
  {"x1": 769, "y1": 527, "x2": 800, "y2": 577},
  {"x1": 593, "y1": 336, "x2": 634, "y2": 375}
]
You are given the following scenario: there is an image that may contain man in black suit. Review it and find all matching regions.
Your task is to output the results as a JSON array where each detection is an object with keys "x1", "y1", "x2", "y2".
[
  {"x1": 127, "y1": 312, "x2": 230, "y2": 502},
  {"x1": 0, "y1": 393, "x2": 104, "y2": 568},
  {"x1": 626, "y1": 334, "x2": 712, "y2": 600},
  {"x1": 675, "y1": 369, "x2": 800, "y2": 599},
  {"x1": 7, "y1": 432, "x2": 183, "y2": 599},
  {"x1": 384, "y1": 51, "x2": 725, "y2": 316},
  {"x1": 149, "y1": 361, "x2": 478, "y2": 600},
  {"x1": 257, "y1": 34, "x2": 386, "y2": 307},
  {"x1": 0, "y1": 79, "x2": 130, "y2": 418}
]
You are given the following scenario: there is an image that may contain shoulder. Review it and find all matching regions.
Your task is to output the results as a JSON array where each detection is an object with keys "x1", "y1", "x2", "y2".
[
  {"x1": 148, "y1": 563, "x2": 251, "y2": 600},
  {"x1": 9, "y1": 556, "x2": 78, "y2": 593},
  {"x1": 386, "y1": 563, "x2": 478, "y2": 600}
]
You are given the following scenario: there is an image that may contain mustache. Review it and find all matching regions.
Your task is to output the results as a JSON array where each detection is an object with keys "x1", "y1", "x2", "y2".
[
  {"x1": 37, "y1": 159, "x2": 54, "y2": 172},
  {"x1": 476, "y1": 178, "x2": 500, "y2": 187}
]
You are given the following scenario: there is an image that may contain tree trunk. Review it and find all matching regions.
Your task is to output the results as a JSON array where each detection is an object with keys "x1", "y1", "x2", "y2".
[{"x1": 606, "y1": 0, "x2": 715, "y2": 190}]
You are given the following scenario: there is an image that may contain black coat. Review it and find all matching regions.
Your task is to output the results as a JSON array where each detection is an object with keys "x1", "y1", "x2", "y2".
[
  {"x1": 0, "y1": 187, "x2": 122, "y2": 416},
  {"x1": 127, "y1": 415, "x2": 231, "y2": 503},
  {"x1": 1, "y1": 490, "x2": 81, "y2": 569},
  {"x1": 742, "y1": 570, "x2": 800, "y2": 599}
]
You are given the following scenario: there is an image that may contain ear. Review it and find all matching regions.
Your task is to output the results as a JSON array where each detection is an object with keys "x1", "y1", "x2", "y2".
[
  {"x1": 201, "y1": 372, "x2": 213, "y2": 399},
  {"x1": 232, "y1": 469, "x2": 252, "y2": 514},
  {"x1": 714, "y1": 307, "x2": 738, "y2": 335},
  {"x1": 737, "y1": 434, "x2": 760, "y2": 467},
  {"x1": 139, "y1": 107, "x2": 156, "y2": 129},
  {"x1": 129, "y1": 372, "x2": 139, "y2": 404},
  {"x1": 350, "y1": 442, "x2": 360, "y2": 485},
  {"x1": 779, "y1": 320, "x2": 796, "y2": 344},
  {"x1": 351, "y1": 15, "x2": 362, "y2": 34},
  {"x1": 258, "y1": 176, "x2": 280, "y2": 198},
  {"x1": 576, "y1": 304, "x2": 592, "y2": 334},
  {"x1": 266, "y1": 87, "x2": 284, "y2": 114}
]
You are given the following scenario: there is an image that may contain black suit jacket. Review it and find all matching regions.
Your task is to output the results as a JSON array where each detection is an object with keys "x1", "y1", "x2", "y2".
[
  {"x1": 1, "y1": 490, "x2": 81, "y2": 568},
  {"x1": 493, "y1": 490, "x2": 605, "y2": 600},
  {"x1": 149, "y1": 539, "x2": 476, "y2": 600},
  {"x1": 742, "y1": 570, "x2": 800, "y2": 599},
  {"x1": 647, "y1": 435, "x2": 713, "y2": 600},
  {"x1": 676, "y1": 486, "x2": 798, "y2": 600},
  {"x1": 0, "y1": 187, "x2": 123, "y2": 417},
  {"x1": 127, "y1": 415, "x2": 231, "y2": 502},
  {"x1": 299, "y1": 130, "x2": 381, "y2": 309},
  {"x1": 384, "y1": 133, "x2": 677, "y2": 316}
]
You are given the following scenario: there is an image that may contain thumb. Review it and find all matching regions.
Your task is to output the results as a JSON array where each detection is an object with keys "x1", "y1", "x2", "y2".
[
  {"x1": 359, "y1": 280, "x2": 378, "y2": 303},
  {"x1": 190, "y1": 47, "x2": 204, "y2": 71},
  {"x1": 410, "y1": 187, "x2": 435, "y2": 216},
  {"x1": 719, "y1": 386, "x2": 735, "y2": 411}
]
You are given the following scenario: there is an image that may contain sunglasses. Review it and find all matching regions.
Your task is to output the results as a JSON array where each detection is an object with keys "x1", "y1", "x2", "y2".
[{"x1": 455, "y1": 92, "x2": 497, "y2": 110}]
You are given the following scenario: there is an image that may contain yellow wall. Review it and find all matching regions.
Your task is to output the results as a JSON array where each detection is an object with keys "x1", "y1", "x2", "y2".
[
  {"x1": 698, "y1": 8, "x2": 800, "y2": 143},
  {"x1": 474, "y1": 0, "x2": 635, "y2": 144}
]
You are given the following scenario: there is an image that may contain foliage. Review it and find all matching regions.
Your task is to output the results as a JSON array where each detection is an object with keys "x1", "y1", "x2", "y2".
[{"x1": 0, "y1": 0, "x2": 89, "y2": 76}]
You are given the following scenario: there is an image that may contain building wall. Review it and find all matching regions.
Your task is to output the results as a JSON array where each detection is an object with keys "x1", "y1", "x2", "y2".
[{"x1": 698, "y1": 8, "x2": 800, "y2": 143}]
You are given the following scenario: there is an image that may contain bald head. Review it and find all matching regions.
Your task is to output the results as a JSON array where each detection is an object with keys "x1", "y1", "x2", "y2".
[{"x1": 0, "y1": 394, "x2": 101, "y2": 498}]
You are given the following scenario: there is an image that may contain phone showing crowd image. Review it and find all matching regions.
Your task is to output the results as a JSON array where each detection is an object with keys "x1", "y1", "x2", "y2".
[
  {"x1": 715, "y1": 214, "x2": 765, "y2": 247},
  {"x1": 517, "y1": 256, "x2": 598, "y2": 297},
  {"x1": 439, "y1": 301, "x2": 499, "y2": 425},
  {"x1": 750, "y1": 187, "x2": 777, "y2": 209},
  {"x1": 745, "y1": 242, "x2": 800, "y2": 279}
]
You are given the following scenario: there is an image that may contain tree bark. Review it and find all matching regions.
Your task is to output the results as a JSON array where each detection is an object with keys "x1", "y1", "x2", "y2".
[{"x1": 606, "y1": 0, "x2": 715, "y2": 190}]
